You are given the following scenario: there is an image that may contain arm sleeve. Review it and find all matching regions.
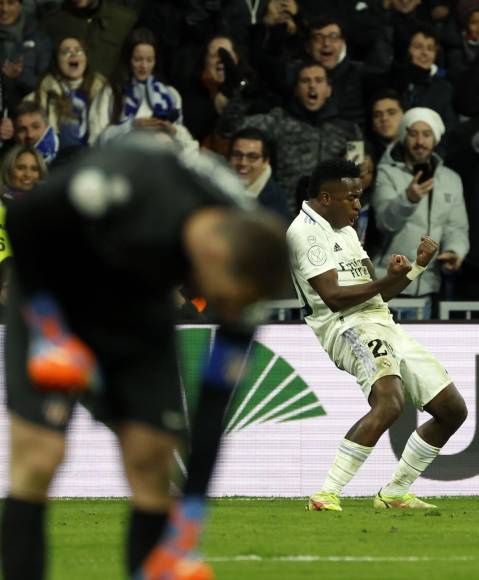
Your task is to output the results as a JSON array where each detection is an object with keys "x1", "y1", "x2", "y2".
[
  {"x1": 88, "y1": 85, "x2": 114, "y2": 145},
  {"x1": 441, "y1": 174, "x2": 470, "y2": 259},
  {"x1": 372, "y1": 166, "x2": 419, "y2": 233}
]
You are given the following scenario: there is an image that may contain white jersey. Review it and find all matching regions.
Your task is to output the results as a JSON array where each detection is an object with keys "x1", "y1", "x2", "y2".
[{"x1": 287, "y1": 201, "x2": 392, "y2": 351}]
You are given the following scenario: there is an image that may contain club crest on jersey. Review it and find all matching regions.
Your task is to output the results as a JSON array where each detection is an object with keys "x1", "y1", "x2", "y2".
[
  {"x1": 308, "y1": 245, "x2": 327, "y2": 266},
  {"x1": 333, "y1": 243, "x2": 342, "y2": 252}
]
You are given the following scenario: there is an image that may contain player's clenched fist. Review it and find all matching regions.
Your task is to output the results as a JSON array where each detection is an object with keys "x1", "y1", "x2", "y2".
[
  {"x1": 387, "y1": 254, "x2": 412, "y2": 277},
  {"x1": 416, "y1": 235, "x2": 439, "y2": 267}
]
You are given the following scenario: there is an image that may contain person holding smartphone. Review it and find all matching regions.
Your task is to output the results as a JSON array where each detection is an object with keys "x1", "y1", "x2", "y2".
[{"x1": 371, "y1": 107, "x2": 469, "y2": 318}]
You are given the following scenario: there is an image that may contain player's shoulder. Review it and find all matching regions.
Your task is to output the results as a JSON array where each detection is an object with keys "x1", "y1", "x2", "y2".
[{"x1": 287, "y1": 211, "x2": 328, "y2": 241}]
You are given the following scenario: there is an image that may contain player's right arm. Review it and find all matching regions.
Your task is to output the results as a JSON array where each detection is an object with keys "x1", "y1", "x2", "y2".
[{"x1": 308, "y1": 254, "x2": 412, "y2": 312}]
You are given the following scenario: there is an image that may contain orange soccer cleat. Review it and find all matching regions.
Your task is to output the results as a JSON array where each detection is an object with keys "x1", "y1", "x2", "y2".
[
  {"x1": 28, "y1": 332, "x2": 98, "y2": 393},
  {"x1": 139, "y1": 552, "x2": 214, "y2": 580}
]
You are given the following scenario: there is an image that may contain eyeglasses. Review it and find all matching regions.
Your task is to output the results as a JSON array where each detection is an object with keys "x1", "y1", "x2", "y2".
[
  {"x1": 59, "y1": 48, "x2": 85, "y2": 57},
  {"x1": 230, "y1": 151, "x2": 263, "y2": 162},
  {"x1": 311, "y1": 32, "x2": 342, "y2": 43}
]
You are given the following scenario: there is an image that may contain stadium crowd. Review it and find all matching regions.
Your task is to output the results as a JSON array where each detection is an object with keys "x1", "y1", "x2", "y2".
[{"x1": 0, "y1": 0, "x2": 478, "y2": 318}]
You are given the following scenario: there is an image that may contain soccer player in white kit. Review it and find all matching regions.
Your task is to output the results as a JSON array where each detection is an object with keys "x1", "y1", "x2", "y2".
[{"x1": 287, "y1": 159, "x2": 468, "y2": 510}]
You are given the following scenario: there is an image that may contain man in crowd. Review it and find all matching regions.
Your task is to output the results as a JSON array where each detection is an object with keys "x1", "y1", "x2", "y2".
[
  {"x1": 228, "y1": 127, "x2": 291, "y2": 222},
  {"x1": 304, "y1": 16, "x2": 365, "y2": 127},
  {"x1": 367, "y1": 88, "x2": 404, "y2": 163},
  {"x1": 287, "y1": 158, "x2": 467, "y2": 512},
  {"x1": 372, "y1": 107, "x2": 469, "y2": 317},
  {"x1": 0, "y1": 135, "x2": 289, "y2": 580},
  {"x1": 13, "y1": 102, "x2": 59, "y2": 165},
  {"x1": 218, "y1": 60, "x2": 361, "y2": 213}
]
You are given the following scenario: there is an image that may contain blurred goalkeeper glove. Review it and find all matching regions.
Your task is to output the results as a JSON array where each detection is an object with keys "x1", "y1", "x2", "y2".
[{"x1": 24, "y1": 292, "x2": 100, "y2": 393}]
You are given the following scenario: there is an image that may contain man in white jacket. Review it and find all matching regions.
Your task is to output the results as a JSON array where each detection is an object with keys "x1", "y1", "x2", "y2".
[{"x1": 372, "y1": 107, "x2": 469, "y2": 317}]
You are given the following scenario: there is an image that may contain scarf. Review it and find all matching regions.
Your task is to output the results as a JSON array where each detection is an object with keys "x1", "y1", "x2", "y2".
[
  {"x1": 59, "y1": 80, "x2": 89, "y2": 145},
  {"x1": 123, "y1": 76, "x2": 179, "y2": 122},
  {"x1": 35, "y1": 125, "x2": 59, "y2": 165}
]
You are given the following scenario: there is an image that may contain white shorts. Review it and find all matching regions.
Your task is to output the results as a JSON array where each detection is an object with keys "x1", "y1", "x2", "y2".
[{"x1": 329, "y1": 322, "x2": 451, "y2": 409}]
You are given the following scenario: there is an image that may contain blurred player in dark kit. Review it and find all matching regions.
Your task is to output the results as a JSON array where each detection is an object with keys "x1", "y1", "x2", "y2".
[{"x1": 0, "y1": 135, "x2": 289, "y2": 580}]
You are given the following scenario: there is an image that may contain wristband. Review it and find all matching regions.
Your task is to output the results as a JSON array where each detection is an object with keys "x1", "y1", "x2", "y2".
[{"x1": 406, "y1": 261, "x2": 426, "y2": 281}]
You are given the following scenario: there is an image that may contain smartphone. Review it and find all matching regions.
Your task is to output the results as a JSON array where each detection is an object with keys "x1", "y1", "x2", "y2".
[
  {"x1": 345, "y1": 140, "x2": 365, "y2": 165},
  {"x1": 413, "y1": 163, "x2": 434, "y2": 183}
]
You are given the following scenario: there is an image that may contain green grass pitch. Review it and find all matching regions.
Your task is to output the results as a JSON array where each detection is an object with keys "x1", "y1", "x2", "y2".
[{"x1": 44, "y1": 497, "x2": 479, "y2": 579}]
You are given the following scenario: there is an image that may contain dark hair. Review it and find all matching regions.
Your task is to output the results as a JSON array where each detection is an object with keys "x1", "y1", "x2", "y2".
[
  {"x1": 368, "y1": 88, "x2": 404, "y2": 113},
  {"x1": 409, "y1": 21, "x2": 440, "y2": 46},
  {"x1": 13, "y1": 101, "x2": 48, "y2": 123},
  {"x1": 228, "y1": 127, "x2": 272, "y2": 160},
  {"x1": 308, "y1": 159, "x2": 360, "y2": 198},
  {"x1": 110, "y1": 27, "x2": 163, "y2": 123},
  {"x1": 36, "y1": 36, "x2": 100, "y2": 123},
  {"x1": 291, "y1": 59, "x2": 329, "y2": 88},
  {"x1": 220, "y1": 210, "x2": 289, "y2": 299},
  {"x1": 308, "y1": 16, "x2": 347, "y2": 40}
]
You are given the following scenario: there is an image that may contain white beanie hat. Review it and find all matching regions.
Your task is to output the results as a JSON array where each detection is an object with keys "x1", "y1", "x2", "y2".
[{"x1": 399, "y1": 107, "x2": 446, "y2": 144}]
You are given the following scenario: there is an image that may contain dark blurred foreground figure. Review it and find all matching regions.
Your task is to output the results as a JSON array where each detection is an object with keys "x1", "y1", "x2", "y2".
[{"x1": 0, "y1": 134, "x2": 289, "y2": 580}]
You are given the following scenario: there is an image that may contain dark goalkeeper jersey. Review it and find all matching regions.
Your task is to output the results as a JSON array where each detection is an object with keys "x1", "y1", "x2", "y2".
[{"x1": 6, "y1": 137, "x2": 248, "y2": 353}]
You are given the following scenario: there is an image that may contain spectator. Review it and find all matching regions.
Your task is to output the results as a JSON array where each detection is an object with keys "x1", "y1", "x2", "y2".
[
  {"x1": 90, "y1": 28, "x2": 192, "y2": 147},
  {"x1": 0, "y1": 143, "x2": 46, "y2": 202},
  {"x1": 446, "y1": 0, "x2": 479, "y2": 82},
  {"x1": 180, "y1": 33, "x2": 258, "y2": 155},
  {"x1": 40, "y1": 0, "x2": 137, "y2": 77},
  {"x1": 248, "y1": 0, "x2": 305, "y2": 97},
  {"x1": 228, "y1": 127, "x2": 291, "y2": 222},
  {"x1": 445, "y1": 117, "x2": 479, "y2": 300},
  {"x1": 218, "y1": 60, "x2": 361, "y2": 212},
  {"x1": 367, "y1": 88, "x2": 404, "y2": 162},
  {"x1": 372, "y1": 107, "x2": 469, "y2": 317},
  {"x1": 304, "y1": 16, "x2": 365, "y2": 127},
  {"x1": 391, "y1": 23, "x2": 457, "y2": 129},
  {"x1": 26, "y1": 36, "x2": 106, "y2": 149},
  {"x1": 0, "y1": 0, "x2": 52, "y2": 111},
  {"x1": 12, "y1": 101, "x2": 59, "y2": 164}
]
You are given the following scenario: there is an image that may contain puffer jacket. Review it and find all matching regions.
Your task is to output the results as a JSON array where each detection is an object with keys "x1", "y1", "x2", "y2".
[
  {"x1": 372, "y1": 143, "x2": 469, "y2": 296},
  {"x1": 218, "y1": 95, "x2": 360, "y2": 212}
]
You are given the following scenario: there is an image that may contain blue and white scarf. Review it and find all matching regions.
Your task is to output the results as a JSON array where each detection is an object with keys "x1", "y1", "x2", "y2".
[
  {"x1": 35, "y1": 126, "x2": 59, "y2": 165},
  {"x1": 61, "y1": 82, "x2": 89, "y2": 145},
  {"x1": 123, "y1": 76, "x2": 180, "y2": 123}
]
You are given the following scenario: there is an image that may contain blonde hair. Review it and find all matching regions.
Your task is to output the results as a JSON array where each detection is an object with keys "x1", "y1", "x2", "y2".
[{"x1": 1, "y1": 145, "x2": 47, "y2": 194}]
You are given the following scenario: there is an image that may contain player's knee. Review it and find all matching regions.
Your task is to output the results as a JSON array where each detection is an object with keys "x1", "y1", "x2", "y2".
[
  {"x1": 446, "y1": 395, "x2": 468, "y2": 432},
  {"x1": 11, "y1": 439, "x2": 64, "y2": 498},
  {"x1": 370, "y1": 382, "x2": 405, "y2": 428}
]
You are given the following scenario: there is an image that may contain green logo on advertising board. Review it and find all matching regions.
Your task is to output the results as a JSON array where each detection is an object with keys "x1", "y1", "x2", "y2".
[{"x1": 177, "y1": 327, "x2": 326, "y2": 433}]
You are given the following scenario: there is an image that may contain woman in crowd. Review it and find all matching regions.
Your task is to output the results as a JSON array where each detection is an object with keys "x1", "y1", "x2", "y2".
[
  {"x1": 89, "y1": 27, "x2": 194, "y2": 147},
  {"x1": 26, "y1": 36, "x2": 106, "y2": 149},
  {"x1": 0, "y1": 144, "x2": 46, "y2": 202},
  {"x1": 179, "y1": 33, "x2": 247, "y2": 154}
]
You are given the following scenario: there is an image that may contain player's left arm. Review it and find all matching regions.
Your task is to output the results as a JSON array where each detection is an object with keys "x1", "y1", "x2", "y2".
[{"x1": 364, "y1": 235, "x2": 439, "y2": 301}]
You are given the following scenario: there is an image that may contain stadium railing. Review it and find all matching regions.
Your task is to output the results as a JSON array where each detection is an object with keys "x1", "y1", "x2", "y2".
[
  {"x1": 439, "y1": 301, "x2": 479, "y2": 320},
  {"x1": 264, "y1": 297, "x2": 430, "y2": 321}
]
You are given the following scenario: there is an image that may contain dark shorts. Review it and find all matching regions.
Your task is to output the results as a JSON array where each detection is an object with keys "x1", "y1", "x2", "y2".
[{"x1": 5, "y1": 282, "x2": 187, "y2": 438}]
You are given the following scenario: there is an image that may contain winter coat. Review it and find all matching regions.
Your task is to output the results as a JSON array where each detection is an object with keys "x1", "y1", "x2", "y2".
[
  {"x1": 372, "y1": 143, "x2": 469, "y2": 296},
  {"x1": 0, "y1": 11, "x2": 52, "y2": 110},
  {"x1": 218, "y1": 96, "x2": 361, "y2": 211},
  {"x1": 41, "y1": 0, "x2": 137, "y2": 77}
]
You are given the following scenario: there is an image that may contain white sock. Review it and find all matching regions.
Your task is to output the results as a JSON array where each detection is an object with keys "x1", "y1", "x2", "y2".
[
  {"x1": 381, "y1": 430, "x2": 441, "y2": 496},
  {"x1": 321, "y1": 438, "x2": 373, "y2": 496}
]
